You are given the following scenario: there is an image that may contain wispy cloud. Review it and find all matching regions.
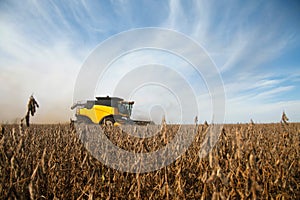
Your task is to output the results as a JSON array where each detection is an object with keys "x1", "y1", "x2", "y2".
[{"x1": 162, "y1": 0, "x2": 300, "y2": 122}]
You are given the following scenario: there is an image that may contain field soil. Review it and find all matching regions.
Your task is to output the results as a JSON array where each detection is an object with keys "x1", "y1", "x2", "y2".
[{"x1": 0, "y1": 123, "x2": 299, "y2": 199}]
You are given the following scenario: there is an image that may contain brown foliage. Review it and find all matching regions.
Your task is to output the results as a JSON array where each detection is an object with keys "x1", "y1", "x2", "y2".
[{"x1": 0, "y1": 123, "x2": 299, "y2": 199}]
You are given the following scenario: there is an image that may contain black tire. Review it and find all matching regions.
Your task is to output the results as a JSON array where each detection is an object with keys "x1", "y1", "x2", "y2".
[{"x1": 102, "y1": 117, "x2": 115, "y2": 127}]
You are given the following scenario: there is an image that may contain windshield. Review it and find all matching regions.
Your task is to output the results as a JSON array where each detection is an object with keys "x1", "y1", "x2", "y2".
[{"x1": 118, "y1": 102, "x2": 133, "y2": 116}]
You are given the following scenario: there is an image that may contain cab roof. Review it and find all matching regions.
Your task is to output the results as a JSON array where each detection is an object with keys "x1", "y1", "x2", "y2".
[
  {"x1": 95, "y1": 96, "x2": 124, "y2": 101},
  {"x1": 94, "y1": 96, "x2": 127, "y2": 107}
]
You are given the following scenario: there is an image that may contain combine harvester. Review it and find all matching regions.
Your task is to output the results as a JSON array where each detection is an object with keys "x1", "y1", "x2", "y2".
[{"x1": 71, "y1": 96, "x2": 154, "y2": 126}]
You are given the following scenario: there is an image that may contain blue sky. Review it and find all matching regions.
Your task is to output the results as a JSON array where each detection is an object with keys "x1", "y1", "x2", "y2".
[{"x1": 0, "y1": 0, "x2": 300, "y2": 123}]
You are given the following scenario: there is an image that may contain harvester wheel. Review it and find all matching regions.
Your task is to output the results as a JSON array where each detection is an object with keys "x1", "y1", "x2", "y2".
[{"x1": 103, "y1": 117, "x2": 115, "y2": 127}]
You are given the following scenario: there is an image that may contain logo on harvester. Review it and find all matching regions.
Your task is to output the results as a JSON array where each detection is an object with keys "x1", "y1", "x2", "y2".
[{"x1": 72, "y1": 28, "x2": 225, "y2": 173}]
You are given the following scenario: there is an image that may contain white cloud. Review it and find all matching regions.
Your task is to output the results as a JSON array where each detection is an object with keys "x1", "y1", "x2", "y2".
[
  {"x1": 253, "y1": 86, "x2": 294, "y2": 100},
  {"x1": 161, "y1": 0, "x2": 299, "y2": 122}
]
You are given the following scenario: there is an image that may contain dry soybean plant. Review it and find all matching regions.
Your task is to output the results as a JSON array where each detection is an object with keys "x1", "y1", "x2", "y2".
[{"x1": 0, "y1": 122, "x2": 299, "y2": 199}]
